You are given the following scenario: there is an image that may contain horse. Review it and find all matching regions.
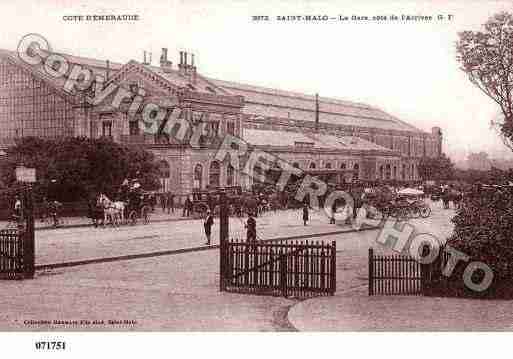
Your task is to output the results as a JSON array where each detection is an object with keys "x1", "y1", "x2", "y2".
[
  {"x1": 97, "y1": 193, "x2": 126, "y2": 227},
  {"x1": 441, "y1": 189, "x2": 463, "y2": 209}
]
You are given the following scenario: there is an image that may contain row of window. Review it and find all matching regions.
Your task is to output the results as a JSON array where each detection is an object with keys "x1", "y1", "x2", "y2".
[
  {"x1": 378, "y1": 163, "x2": 416, "y2": 180},
  {"x1": 192, "y1": 161, "x2": 235, "y2": 188}
]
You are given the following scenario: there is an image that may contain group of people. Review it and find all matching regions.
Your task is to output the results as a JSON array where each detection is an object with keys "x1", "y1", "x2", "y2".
[
  {"x1": 203, "y1": 209, "x2": 256, "y2": 246},
  {"x1": 159, "y1": 192, "x2": 176, "y2": 214}
]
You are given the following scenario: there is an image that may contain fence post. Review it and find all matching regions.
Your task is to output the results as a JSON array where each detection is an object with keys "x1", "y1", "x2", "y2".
[
  {"x1": 23, "y1": 184, "x2": 35, "y2": 279},
  {"x1": 368, "y1": 248, "x2": 374, "y2": 296},
  {"x1": 330, "y1": 241, "x2": 336, "y2": 295},
  {"x1": 219, "y1": 190, "x2": 228, "y2": 292},
  {"x1": 280, "y1": 253, "x2": 287, "y2": 298}
]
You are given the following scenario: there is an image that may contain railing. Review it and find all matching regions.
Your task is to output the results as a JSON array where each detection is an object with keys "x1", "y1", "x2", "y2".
[
  {"x1": 220, "y1": 239, "x2": 336, "y2": 298},
  {"x1": 368, "y1": 247, "x2": 449, "y2": 296},
  {"x1": 0, "y1": 229, "x2": 24, "y2": 279}
]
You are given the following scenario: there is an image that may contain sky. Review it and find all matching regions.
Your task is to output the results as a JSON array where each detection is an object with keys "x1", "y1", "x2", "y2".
[{"x1": 0, "y1": 0, "x2": 512, "y2": 162}]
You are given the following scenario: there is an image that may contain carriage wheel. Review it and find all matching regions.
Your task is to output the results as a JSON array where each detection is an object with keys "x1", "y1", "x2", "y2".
[
  {"x1": 410, "y1": 206, "x2": 421, "y2": 218},
  {"x1": 419, "y1": 206, "x2": 431, "y2": 218},
  {"x1": 142, "y1": 206, "x2": 151, "y2": 224},
  {"x1": 129, "y1": 210, "x2": 137, "y2": 225},
  {"x1": 391, "y1": 207, "x2": 406, "y2": 222}
]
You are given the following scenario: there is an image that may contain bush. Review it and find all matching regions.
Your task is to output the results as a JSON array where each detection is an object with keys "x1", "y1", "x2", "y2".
[{"x1": 441, "y1": 184, "x2": 513, "y2": 298}]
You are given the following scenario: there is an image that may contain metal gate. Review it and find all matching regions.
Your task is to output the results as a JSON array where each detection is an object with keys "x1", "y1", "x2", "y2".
[
  {"x1": 368, "y1": 247, "x2": 448, "y2": 296},
  {"x1": 220, "y1": 239, "x2": 336, "y2": 298},
  {"x1": 0, "y1": 229, "x2": 26, "y2": 279}
]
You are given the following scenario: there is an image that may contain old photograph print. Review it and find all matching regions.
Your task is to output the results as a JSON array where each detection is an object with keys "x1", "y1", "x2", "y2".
[{"x1": 0, "y1": 0, "x2": 512, "y2": 336}]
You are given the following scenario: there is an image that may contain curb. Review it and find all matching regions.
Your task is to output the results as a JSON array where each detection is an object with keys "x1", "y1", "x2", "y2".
[
  {"x1": 35, "y1": 215, "x2": 193, "y2": 231},
  {"x1": 35, "y1": 225, "x2": 380, "y2": 270}
]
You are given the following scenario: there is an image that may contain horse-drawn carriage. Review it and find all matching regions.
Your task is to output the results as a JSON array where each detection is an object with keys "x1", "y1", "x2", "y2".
[
  {"x1": 189, "y1": 186, "x2": 243, "y2": 217},
  {"x1": 364, "y1": 187, "x2": 431, "y2": 221},
  {"x1": 125, "y1": 188, "x2": 152, "y2": 225},
  {"x1": 92, "y1": 181, "x2": 152, "y2": 227}
]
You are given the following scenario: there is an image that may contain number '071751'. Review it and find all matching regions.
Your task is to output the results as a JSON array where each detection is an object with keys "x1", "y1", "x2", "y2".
[{"x1": 34, "y1": 341, "x2": 66, "y2": 350}]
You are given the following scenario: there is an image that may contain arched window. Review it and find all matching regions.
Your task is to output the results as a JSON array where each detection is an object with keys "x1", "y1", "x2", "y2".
[
  {"x1": 340, "y1": 163, "x2": 346, "y2": 170},
  {"x1": 393, "y1": 166, "x2": 397, "y2": 179},
  {"x1": 353, "y1": 163, "x2": 359, "y2": 181},
  {"x1": 325, "y1": 162, "x2": 332, "y2": 169},
  {"x1": 209, "y1": 161, "x2": 221, "y2": 188},
  {"x1": 309, "y1": 162, "x2": 316, "y2": 169},
  {"x1": 194, "y1": 164, "x2": 203, "y2": 189},
  {"x1": 227, "y1": 164, "x2": 234, "y2": 186},
  {"x1": 158, "y1": 160, "x2": 170, "y2": 178},
  {"x1": 385, "y1": 164, "x2": 391, "y2": 180},
  {"x1": 292, "y1": 162, "x2": 300, "y2": 169}
]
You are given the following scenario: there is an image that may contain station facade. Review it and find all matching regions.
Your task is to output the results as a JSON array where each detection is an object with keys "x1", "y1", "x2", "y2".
[{"x1": 0, "y1": 48, "x2": 443, "y2": 195}]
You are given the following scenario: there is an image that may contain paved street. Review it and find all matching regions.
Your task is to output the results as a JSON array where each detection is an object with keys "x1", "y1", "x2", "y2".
[
  {"x1": 287, "y1": 201, "x2": 513, "y2": 331},
  {"x1": 2, "y1": 199, "x2": 498, "y2": 331},
  {"x1": 34, "y1": 208, "x2": 358, "y2": 266},
  {"x1": 1, "y1": 251, "x2": 294, "y2": 331}
]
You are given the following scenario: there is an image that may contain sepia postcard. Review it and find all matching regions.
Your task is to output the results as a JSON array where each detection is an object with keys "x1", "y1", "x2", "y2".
[{"x1": 0, "y1": 0, "x2": 512, "y2": 356}]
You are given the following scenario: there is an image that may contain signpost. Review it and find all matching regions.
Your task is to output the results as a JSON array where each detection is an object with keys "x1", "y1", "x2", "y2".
[{"x1": 15, "y1": 166, "x2": 36, "y2": 279}]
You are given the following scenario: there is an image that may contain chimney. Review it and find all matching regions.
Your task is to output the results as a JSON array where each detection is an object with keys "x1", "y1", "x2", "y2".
[
  {"x1": 143, "y1": 51, "x2": 150, "y2": 65},
  {"x1": 160, "y1": 48, "x2": 173, "y2": 72},
  {"x1": 184, "y1": 52, "x2": 188, "y2": 67},
  {"x1": 191, "y1": 53, "x2": 197, "y2": 84}
]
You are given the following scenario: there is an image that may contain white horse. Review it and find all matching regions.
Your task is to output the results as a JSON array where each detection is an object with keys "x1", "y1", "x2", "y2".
[{"x1": 97, "y1": 193, "x2": 126, "y2": 227}]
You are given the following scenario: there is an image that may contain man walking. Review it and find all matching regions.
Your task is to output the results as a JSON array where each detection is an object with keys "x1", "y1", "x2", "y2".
[
  {"x1": 204, "y1": 210, "x2": 214, "y2": 245},
  {"x1": 245, "y1": 212, "x2": 257, "y2": 245},
  {"x1": 330, "y1": 200, "x2": 337, "y2": 224},
  {"x1": 168, "y1": 192, "x2": 174, "y2": 214},
  {"x1": 183, "y1": 196, "x2": 191, "y2": 217},
  {"x1": 302, "y1": 202, "x2": 309, "y2": 226},
  {"x1": 161, "y1": 193, "x2": 167, "y2": 213}
]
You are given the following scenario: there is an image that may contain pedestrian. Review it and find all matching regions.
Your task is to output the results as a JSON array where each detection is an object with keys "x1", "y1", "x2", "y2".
[
  {"x1": 204, "y1": 210, "x2": 214, "y2": 245},
  {"x1": 151, "y1": 194, "x2": 156, "y2": 212},
  {"x1": 302, "y1": 202, "x2": 309, "y2": 226},
  {"x1": 187, "y1": 196, "x2": 193, "y2": 217},
  {"x1": 183, "y1": 196, "x2": 190, "y2": 217},
  {"x1": 168, "y1": 192, "x2": 174, "y2": 214},
  {"x1": 330, "y1": 201, "x2": 336, "y2": 224},
  {"x1": 13, "y1": 195, "x2": 22, "y2": 220},
  {"x1": 245, "y1": 212, "x2": 257, "y2": 244},
  {"x1": 161, "y1": 193, "x2": 167, "y2": 212}
]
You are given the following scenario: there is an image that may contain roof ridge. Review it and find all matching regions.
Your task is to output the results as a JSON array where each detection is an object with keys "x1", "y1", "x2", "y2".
[{"x1": 209, "y1": 77, "x2": 371, "y2": 109}]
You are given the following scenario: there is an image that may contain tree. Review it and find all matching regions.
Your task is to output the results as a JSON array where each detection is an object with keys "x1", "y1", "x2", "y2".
[
  {"x1": 418, "y1": 153, "x2": 454, "y2": 181},
  {"x1": 456, "y1": 12, "x2": 513, "y2": 150},
  {"x1": 0, "y1": 137, "x2": 161, "y2": 202}
]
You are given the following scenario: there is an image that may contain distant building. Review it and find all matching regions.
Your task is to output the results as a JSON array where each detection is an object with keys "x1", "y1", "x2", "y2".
[
  {"x1": 467, "y1": 152, "x2": 491, "y2": 171},
  {"x1": 0, "y1": 47, "x2": 443, "y2": 194}
]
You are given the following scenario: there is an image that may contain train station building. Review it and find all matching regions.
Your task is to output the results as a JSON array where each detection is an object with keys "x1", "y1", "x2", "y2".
[{"x1": 0, "y1": 47, "x2": 443, "y2": 195}]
